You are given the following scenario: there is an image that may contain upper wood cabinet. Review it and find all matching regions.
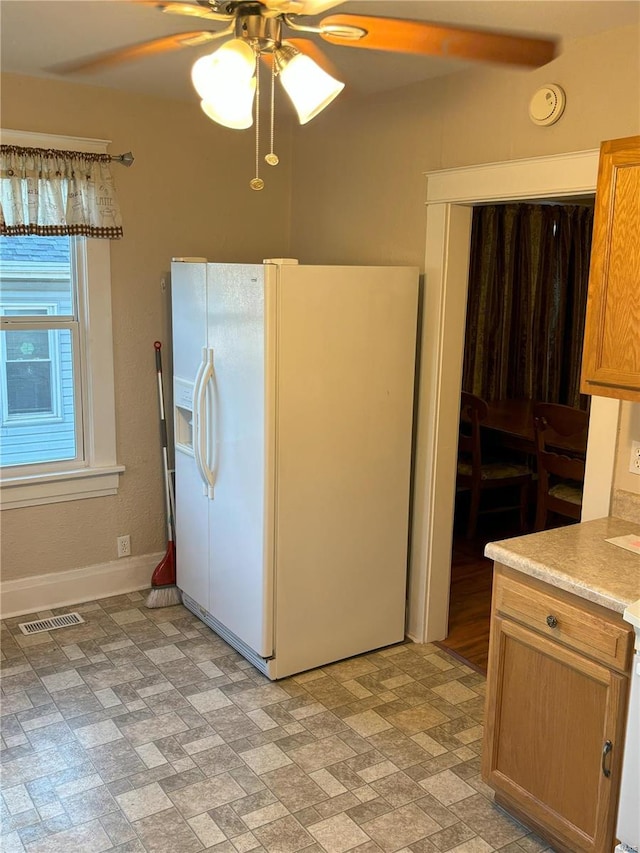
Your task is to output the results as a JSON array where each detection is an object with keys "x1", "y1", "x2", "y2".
[{"x1": 581, "y1": 136, "x2": 640, "y2": 402}]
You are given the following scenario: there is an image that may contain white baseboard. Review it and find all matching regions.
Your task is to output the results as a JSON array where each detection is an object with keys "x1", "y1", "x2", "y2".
[{"x1": 0, "y1": 552, "x2": 164, "y2": 619}]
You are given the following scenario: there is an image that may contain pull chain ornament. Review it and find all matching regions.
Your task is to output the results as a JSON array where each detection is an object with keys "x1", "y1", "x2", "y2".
[
  {"x1": 265, "y1": 62, "x2": 279, "y2": 166},
  {"x1": 250, "y1": 54, "x2": 264, "y2": 191}
]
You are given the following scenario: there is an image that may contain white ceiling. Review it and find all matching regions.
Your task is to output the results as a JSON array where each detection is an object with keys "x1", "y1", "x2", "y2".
[{"x1": 1, "y1": 0, "x2": 638, "y2": 102}]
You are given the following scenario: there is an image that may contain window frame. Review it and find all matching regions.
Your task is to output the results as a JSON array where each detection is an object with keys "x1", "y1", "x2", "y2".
[{"x1": 0, "y1": 129, "x2": 124, "y2": 509}]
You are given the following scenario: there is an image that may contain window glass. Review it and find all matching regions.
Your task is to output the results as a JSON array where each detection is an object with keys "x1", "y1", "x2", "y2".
[{"x1": 0, "y1": 236, "x2": 79, "y2": 467}]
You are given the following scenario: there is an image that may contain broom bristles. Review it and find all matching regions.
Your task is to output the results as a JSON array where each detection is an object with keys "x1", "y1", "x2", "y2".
[{"x1": 145, "y1": 585, "x2": 182, "y2": 609}]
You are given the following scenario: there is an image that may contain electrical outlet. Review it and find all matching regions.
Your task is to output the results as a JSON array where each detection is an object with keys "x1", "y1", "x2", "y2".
[
  {"x1": 117, "y1": 535, "x2": 131, "y2": 558},
  {"x1": 628, "y1": 441, "x2": 640, "y2": 475}
]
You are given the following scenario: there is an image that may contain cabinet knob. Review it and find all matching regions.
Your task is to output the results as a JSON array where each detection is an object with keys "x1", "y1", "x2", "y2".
[{"x1": 546, "y1": 615, "x2": 558, "y2": 629}]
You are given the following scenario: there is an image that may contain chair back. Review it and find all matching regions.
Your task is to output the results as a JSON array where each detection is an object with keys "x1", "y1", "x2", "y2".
[
  {"x1": 459, "y1": 391, "x2": 488, "y2": 475},
  {"x1": 533, "y1": 403, "x2": 588, "y2": 480},
  {"x1": 533, "y1": 402, "x2": 588, "y2": 529},
  {"x1": 457, "y1": 392, "x2": 532, "y2": 538}
]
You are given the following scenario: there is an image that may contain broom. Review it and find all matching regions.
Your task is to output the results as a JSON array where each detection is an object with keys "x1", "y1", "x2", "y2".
[{"x1": 146, "y1": 341, "x2": 181, "y2": 609}]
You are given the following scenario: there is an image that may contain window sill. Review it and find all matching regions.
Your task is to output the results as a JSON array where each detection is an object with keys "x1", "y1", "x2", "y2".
[{"x1": 0, "y1": 465, "x2": 125, "y2": 510}]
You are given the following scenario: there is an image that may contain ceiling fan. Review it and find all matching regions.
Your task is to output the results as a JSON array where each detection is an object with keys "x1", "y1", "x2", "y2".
[{"x1": 60, "y1": 0, "x2": 558, "y2": 189}]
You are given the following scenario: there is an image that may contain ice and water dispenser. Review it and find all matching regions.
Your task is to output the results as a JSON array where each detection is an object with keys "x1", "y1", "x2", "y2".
[{"x1": 174, "y1": 377, "x2": 194, "y2": 456}]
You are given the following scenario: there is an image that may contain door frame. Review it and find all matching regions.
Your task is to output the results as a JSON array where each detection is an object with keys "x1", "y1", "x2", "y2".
[{"x1": 407, "y1": 148, "x2": 621, "y2": 644}]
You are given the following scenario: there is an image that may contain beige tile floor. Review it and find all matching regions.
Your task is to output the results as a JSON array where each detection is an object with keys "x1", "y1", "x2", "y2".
[{"x1": 0, "y1": 593, "x2": 552, "y2": 853}]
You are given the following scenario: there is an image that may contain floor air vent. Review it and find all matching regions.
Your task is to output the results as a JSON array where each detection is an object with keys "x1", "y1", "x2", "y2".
[{"x1": 18, "y1": 612, "x2": 85, "y2": 635}]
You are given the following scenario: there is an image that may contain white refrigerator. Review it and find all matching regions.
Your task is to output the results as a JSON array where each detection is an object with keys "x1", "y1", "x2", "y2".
[{"x1": 171, "y1": 258, "x2": 419, "y2": 679}]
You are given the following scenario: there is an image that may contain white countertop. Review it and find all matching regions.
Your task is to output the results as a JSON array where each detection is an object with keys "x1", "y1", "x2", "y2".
[{"x1": 485, "y1": 516, "x2": 640, "y2": 614}]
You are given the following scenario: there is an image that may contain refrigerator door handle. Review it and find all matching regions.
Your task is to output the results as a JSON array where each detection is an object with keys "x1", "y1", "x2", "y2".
[
  {"x1": 191, "y1": 352, "x2": 207, "y2": 492},
  {"x1": 194, "y1": 347, "x2": 216, "y2": 500},
  {"x1": 192, "y1": 349, "x2": 214, "y2": 498}
]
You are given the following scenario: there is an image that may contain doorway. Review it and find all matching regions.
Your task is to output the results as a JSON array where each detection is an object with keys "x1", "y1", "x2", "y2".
[
  {"x1": 438, "y1": 199, "x2": 595, "y2": 672},
  {"x1": 406, "y1": 149, "x2": 621, "y2": 648}
]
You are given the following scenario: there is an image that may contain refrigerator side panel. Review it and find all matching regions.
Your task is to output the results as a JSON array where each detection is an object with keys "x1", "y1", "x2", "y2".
[
  {"x1": 273, "y1": 265, "x2": 419, "y2": 677},
  {"x1": 207, "y1": 264, "x2": 273, "y2": 657},
  {"x1": 171, "y1": 261, "x2": 210, "y2": 611}
]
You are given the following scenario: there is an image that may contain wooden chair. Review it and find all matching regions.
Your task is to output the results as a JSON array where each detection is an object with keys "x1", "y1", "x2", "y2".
[
  {"x1": 457, "y1": 392, "x2": 533, "y2": 539},
  {"x1": 533, "y1": 402, "x2": 588, "y2": 532}
]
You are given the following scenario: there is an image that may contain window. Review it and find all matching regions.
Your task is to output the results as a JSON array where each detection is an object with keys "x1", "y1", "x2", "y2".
[
  {"x1": 1, "y1": 238, "x2": 80, "y2": 465},
  {"x1": 0, "y1": 130, "x2": 123, "y2": 509}
]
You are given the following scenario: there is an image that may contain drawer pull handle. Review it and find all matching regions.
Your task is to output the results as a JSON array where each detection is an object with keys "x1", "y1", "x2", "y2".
[
  {"x1": 546, "y1": 615, "x2": 558, "y2": 628},
  {"x1": 602, "y1": 740, "x2": 612, "y2": 777}
]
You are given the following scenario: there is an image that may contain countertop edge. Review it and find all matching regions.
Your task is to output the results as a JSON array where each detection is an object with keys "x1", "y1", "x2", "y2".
[
  {"x1": 485, "y1": 540, "x2": 627, "y2": 613},
  {"x1": 484, "y1": 516, "x2": 640, "y2": 615}
]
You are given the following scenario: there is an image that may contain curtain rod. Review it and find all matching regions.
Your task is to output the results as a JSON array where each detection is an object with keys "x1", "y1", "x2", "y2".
[{"x1": 110, "y1": 151, "x2": 134, "y2": 167}]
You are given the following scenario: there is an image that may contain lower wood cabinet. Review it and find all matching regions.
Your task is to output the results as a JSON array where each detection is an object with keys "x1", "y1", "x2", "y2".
[{"x1": 482, "y1": 565, "x2": 633, "y2": 853}]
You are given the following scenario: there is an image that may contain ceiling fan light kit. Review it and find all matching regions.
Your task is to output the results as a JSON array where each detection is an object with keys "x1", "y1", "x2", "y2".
[
  {"x1": 58, "y1": 0, "x2": 559, "y2": 190},
  {"x1": 187, "y1": 6, "x2": 348, "y2": 188}
]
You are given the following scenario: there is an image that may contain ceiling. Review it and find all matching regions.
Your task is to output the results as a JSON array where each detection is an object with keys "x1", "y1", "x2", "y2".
[{"x1": 1, "y1": 0, "x2": 639, "y2": 103}]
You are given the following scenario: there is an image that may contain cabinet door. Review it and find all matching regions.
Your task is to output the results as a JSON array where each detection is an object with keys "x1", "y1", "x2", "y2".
[
  {"x1": 581, "y1": 136, "x2": 640, "y2": 401},
  {"x1": 483, "y1": 616, "x2": 628, "y2": 853}
]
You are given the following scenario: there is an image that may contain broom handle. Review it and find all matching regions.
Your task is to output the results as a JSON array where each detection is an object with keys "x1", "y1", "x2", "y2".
[{"x1": 155, "y1": 342, "x2": 175, "y2": 543}]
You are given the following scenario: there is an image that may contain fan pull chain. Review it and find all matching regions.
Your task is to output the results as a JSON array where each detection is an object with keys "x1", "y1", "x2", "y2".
[
  {"x1": 265, "y1": 62, "x2": 279, "y2": 167},
  {"x1": 250, "y1": 54, "x2": 264, "y2": 191}
]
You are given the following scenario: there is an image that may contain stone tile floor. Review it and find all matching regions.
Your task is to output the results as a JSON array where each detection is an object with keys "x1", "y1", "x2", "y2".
[{"x1": 1, "y1": 592, "x2": 552, "y2": 853}]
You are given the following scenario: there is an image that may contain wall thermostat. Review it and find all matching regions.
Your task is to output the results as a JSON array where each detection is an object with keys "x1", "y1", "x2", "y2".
[{"x1": 529, "y1": 84, "x2": 566, "y2": 126}]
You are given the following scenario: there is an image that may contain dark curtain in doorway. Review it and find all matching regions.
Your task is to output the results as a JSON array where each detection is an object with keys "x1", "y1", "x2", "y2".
[{"x1": 462, "y1": 203, "x2": 593, "y2": 409}]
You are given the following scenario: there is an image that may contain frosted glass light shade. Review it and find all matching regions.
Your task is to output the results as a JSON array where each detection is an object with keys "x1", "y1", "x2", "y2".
[
  {"x1": 192, "y1": 39, "x2": 256, "y2": 129},
  {"x1": 278, "y1": 53, "x2": 344, "y2": 124}
]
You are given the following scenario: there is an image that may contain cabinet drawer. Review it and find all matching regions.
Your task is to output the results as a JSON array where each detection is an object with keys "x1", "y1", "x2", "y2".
[{"x1": 494, "y1": 572, "x2": 632, "y2": 672}]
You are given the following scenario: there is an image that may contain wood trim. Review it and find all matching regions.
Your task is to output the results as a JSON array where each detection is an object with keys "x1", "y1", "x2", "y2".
[
  {"x1": 410, "y1": 148, "x2": 621, "y2": 644},
  {"x1": 0, "y1": 128, "x2": 111, "y2": 152},
  {"x1": 0, "y1": 553, "x2": 160, "y2": 618},
  {"x1": 423, "y1": 149, "x2": 599, "y2": 204}
]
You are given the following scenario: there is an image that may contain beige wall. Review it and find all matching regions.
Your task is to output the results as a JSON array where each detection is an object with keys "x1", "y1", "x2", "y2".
[
  {"x1": 615, "y1": 403, "x2": 640, "y2": 496},
  {"x1": 2, "y1": 20, "x2": 639, "y2": 585},
  {"x1": 288, "y1": 22, "x2": 640, "y2": 507},
  {"x1": 288, "y1": 24, "x2": 640, "y2": 267},
  {"x1": 1, "y1": 73, "x2": 293, "y2": 581}
]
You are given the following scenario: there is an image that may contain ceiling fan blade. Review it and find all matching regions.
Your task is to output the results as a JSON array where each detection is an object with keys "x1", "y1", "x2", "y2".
[
  {"x1": 134, "y1": 1, "x2": 233, "y2": 22},
  {"x1": 286, "y1": 38, "x2": 342, "y2": 80},
  {"x1": 53, "y1": 29, "x2": 231, "y2": 74},
  {"x1": 319, "y1": 14, "x2": 557, "y2": 68},
  {"x1": 262, "y1": 0, "x2": 344, "y2": 13}
]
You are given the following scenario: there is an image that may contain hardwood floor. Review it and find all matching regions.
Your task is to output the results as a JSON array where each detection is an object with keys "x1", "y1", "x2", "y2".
[
  {"x1": 435, "y1": 504, "x2": 525, "y2": 674},
  {"x1": 437, "y1": 497, "x2": 578, "y2": 673}
]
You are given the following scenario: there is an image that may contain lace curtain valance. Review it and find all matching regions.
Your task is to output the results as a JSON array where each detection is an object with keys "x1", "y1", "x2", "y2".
[{"x1": 0, "y1": 145, "x2": 123, "y2": 239}]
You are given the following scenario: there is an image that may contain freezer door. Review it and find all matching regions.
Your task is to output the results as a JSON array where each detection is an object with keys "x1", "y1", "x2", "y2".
[
  {"x1": 171, "y1": 261, "x2": 210, "y2": 611},
  {"x1": 175, "y1": 446, "x2": 210, "y2": 611},
  {"x1": 172, "y1": 261, "x2": 207, "y2": 387},
  {"x1": 206, "y1": 263, "x2": 274, "y2": 658}
]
